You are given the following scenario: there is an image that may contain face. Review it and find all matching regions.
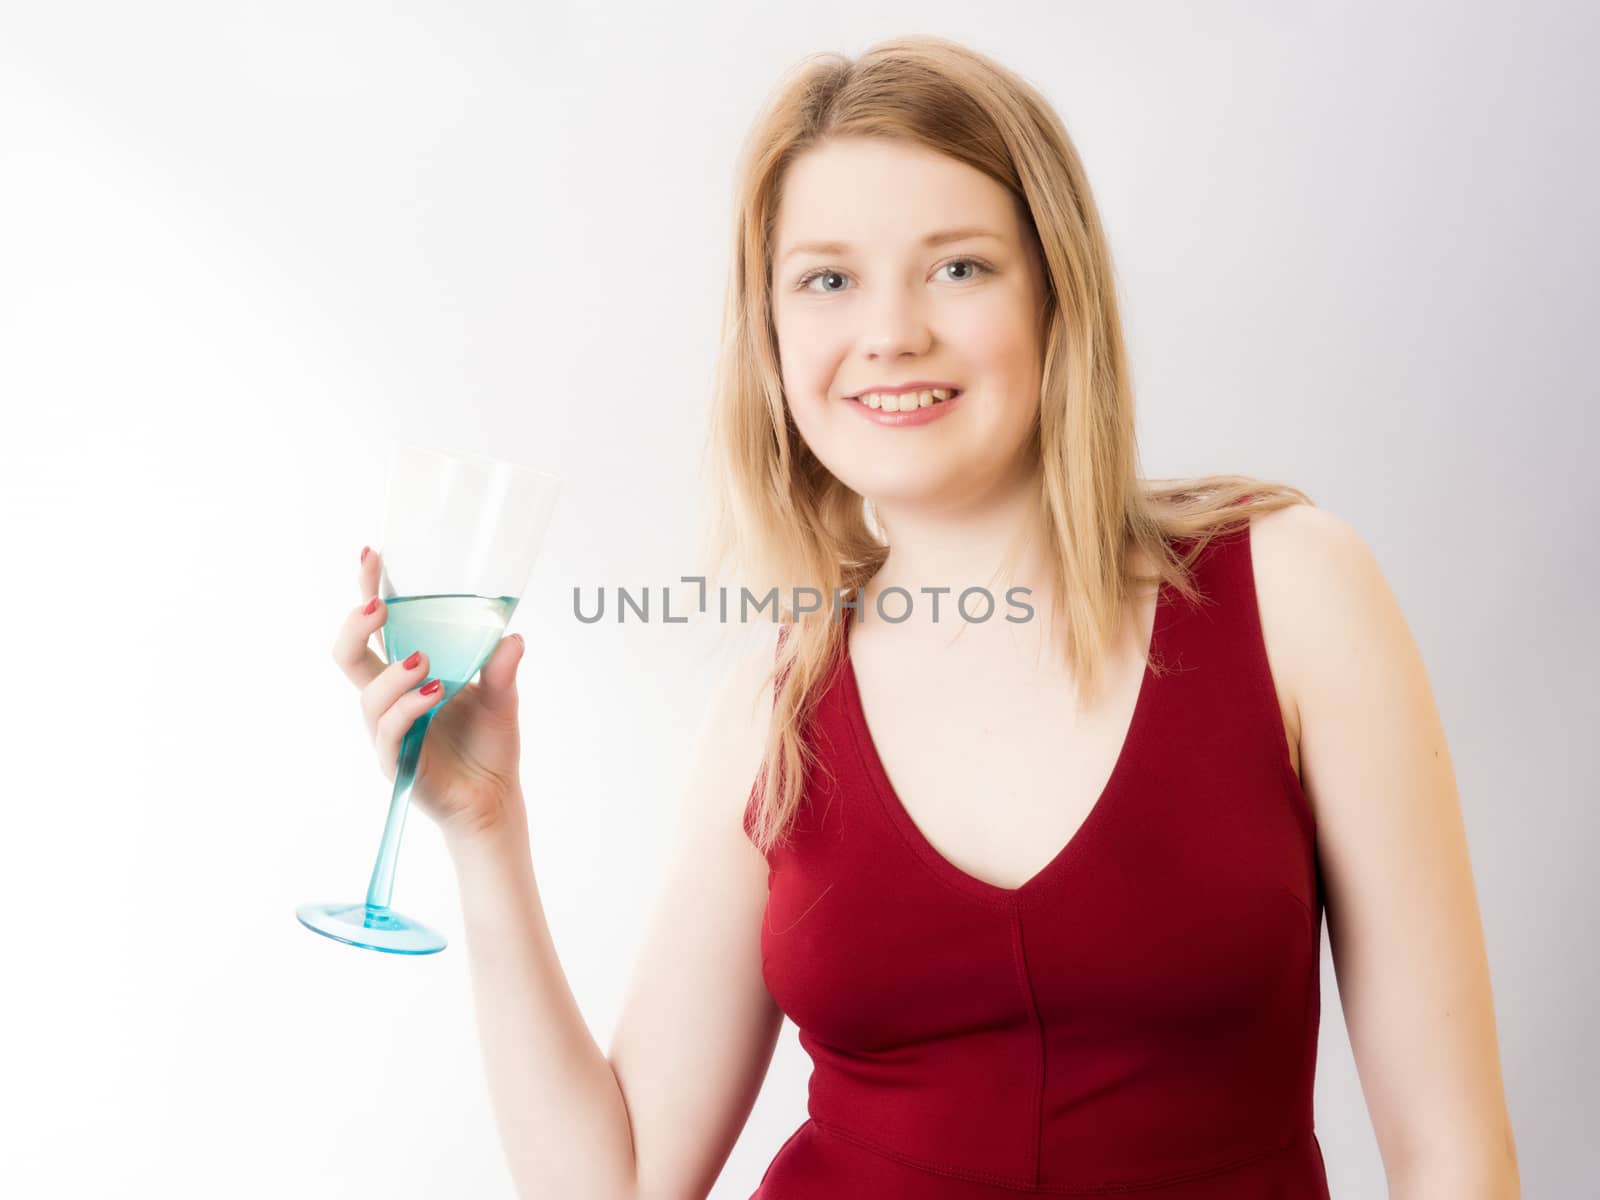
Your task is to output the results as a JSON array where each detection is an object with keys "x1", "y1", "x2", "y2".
[{"x1": 769, "y1": 136, "x2": 1049, "y2": 513}]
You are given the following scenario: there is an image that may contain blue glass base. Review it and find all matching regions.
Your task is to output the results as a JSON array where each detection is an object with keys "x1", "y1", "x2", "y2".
[{"x1": 296, "y1": 901, "x2": 447, "y2": 955}]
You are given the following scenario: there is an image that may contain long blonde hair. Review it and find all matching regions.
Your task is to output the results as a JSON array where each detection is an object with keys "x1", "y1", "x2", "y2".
[{"x1": 692, "y1": 35, "x2": 1313, "y2": 858}]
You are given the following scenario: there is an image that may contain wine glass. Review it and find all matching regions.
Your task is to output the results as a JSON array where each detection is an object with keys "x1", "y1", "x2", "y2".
[{"x1": 297, "y1": 441, "x2": 561, "y2": 954}]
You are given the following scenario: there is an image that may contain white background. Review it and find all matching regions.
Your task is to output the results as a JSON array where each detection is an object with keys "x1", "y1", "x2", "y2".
[{"x1": 2, "y1": 2, "x2": 1593, "y2": 1196}]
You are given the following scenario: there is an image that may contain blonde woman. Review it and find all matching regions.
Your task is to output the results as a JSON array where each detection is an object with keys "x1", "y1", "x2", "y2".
[{"x1": 335, "y1": 35, "x2": 1519, "y2": 1200}]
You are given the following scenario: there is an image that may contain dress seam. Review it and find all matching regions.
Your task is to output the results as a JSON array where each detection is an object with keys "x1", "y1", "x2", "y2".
[{"x1": 1010, "y1": 910, "x2": 1046, "y2": 1186}]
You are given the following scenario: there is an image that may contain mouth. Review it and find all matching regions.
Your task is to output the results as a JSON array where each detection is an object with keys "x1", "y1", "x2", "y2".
[
  {"x1": 843, "y1": 386, "x2": 964, "y2": 428},
  {"x1": 845, "y1": 386, "x2": 962, "y2": 412}
]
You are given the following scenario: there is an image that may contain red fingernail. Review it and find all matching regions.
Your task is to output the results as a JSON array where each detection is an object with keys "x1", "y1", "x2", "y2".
[
  {"x1": 361, "y1": 546, "x2": 370, "y2": 563},
  {"x1": 363, "y1": 596, "x2": 380, "y2": 615},
  {"x1": 420, "y1": 679, "x2": 442, "y2": 696},
  {"x1": 402, "y1": 651, "x2": 421, "y2": 669}
]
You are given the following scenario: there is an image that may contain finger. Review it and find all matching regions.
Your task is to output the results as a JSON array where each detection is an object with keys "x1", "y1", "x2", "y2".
[
  {"x1": 474, "y1": 634, "x2": 524, "y2": 719},
  {"x1": 358, "y1": 545, "x2": 380, "y2": 602},
  {"x1": 333, "y1": 547, "x2": 387, "y2": 686},
  {"x1": 333, "y1": 588, "x2": 390, "y2": 689},
  {"x1": 374, "y1": 676, "x2": 447, "y2": 778},
  {"x1": 360, "y1": 648, "x2": 430, "y2": 740}
]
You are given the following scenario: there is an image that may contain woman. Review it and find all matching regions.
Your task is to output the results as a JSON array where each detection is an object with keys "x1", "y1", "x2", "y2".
[{"x1": 334, "y1": 35, "x2": 1520, "y2": 1199}]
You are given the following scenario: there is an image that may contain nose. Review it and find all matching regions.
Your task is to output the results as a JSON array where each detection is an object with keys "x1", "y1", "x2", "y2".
[{"x1": 859, "y1": 284, "x2": 933, "y2": 360}]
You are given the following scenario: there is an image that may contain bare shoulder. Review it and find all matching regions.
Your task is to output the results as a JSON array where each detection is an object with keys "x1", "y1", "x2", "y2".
[
  {"x1": 1248, "y1": 505, "x2": 1376, "y2": 790},
  {"x1": 1247, "y1": 503, "x2": 1385, "y2": 637}
]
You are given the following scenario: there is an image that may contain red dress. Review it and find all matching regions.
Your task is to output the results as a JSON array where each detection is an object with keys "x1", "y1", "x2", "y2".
[{"x1": 743, "y1": 522, "x2": 1330, "y2": 1198}]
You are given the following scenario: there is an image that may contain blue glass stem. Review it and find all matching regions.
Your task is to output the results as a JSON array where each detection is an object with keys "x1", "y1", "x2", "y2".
[{"x1": 364, "y1": 709, "x2": 437, "y2": 912}]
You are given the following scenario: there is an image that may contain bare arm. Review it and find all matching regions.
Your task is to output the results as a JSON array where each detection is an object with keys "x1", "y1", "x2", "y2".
[
  {"x1": 449, "y1": 622, "x2": 784, "y2": 1199},
  {"x1": 608, "y1": 623, "x2": 786, "y2": 1199},
  {"x1": 450, "y1": 813, "x2": 639, "y2": 1199},
  {"x1": 1252, "y1": 506, "x2": 1521, "y2": 1197}
]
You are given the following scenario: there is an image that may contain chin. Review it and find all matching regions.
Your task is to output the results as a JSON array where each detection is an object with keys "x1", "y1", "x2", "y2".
[{"x1": 841, "y1": 459, "x2": 969, "y2": 506}]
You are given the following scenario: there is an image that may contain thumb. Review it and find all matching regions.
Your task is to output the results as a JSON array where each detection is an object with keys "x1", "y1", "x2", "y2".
[{"x1": 478, "y1": 632, "x2": 525, "y2": 712}]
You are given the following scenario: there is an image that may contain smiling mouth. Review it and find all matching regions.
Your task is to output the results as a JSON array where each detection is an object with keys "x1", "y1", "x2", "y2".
[{"x1": 847, "y1": 386, "x2": 962, "y2": 412}]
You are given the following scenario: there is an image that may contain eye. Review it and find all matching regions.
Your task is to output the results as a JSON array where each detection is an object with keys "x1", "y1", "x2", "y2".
[
  {"x1": 793, "y1": 256, "x2": 995, "y2": 295},
  {"x1": 796, "y1": 268, "x2": 850, "y2": 294},
  {"x1": 935, "y1": 257, "x2": 993, "y2": 283}
]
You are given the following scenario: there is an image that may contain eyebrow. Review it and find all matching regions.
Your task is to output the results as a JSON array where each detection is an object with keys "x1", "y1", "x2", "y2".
[{"x1": 778, "y1": 227, "x2": 1004, "y2": 264}]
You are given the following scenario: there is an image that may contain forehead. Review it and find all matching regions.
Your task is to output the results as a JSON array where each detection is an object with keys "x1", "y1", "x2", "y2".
[{"x1": 774, "y1": 137, "x2": 1019, "y2": 257}]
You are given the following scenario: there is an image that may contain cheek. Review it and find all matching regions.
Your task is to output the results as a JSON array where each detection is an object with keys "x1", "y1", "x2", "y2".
[
  {"x1": 962, "y1": 298, "x2": 1043, "y2": 420},
  {"x1": 775, "y1": 360, "x2": 837, "y2": 452},
  {"x1": 959, "y1": 294, "x2": 1038, "y2": 375},
  {"x1": 781, "y1": 369, "x2": 839, "y2": 433},
  {"x1": 775, "y1": 314, "x2": 840, "y2": 394},
  {"x1": 776, "y1": 329, "x2": 851, "y2": 428},
  {"x1": 787, "y1": 390, "x2": 849, "y2": 460}
]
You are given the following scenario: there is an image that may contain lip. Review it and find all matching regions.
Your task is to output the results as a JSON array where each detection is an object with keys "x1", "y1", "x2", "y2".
[
  {"x1": 844, "y1": 388, "x2": 963, "y2": 428},
  {"x1": 846, "y1": 380, "x2": 961, "y2": 399}
]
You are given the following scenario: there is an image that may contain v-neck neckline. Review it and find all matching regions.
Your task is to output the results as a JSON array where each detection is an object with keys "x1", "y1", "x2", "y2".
[{"x1": 838, "y1": 581, "x2": 1169, "y2": 907}]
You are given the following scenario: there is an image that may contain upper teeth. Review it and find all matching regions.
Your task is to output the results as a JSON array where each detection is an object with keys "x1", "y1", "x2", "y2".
[{"x1": 855, "y1": 387, "x2": 957, "y2": 411}]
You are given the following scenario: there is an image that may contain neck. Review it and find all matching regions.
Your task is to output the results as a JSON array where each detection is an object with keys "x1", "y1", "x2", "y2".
[{"x1": 859, "y1": 461, "x2": 1059, "y2": 636}]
